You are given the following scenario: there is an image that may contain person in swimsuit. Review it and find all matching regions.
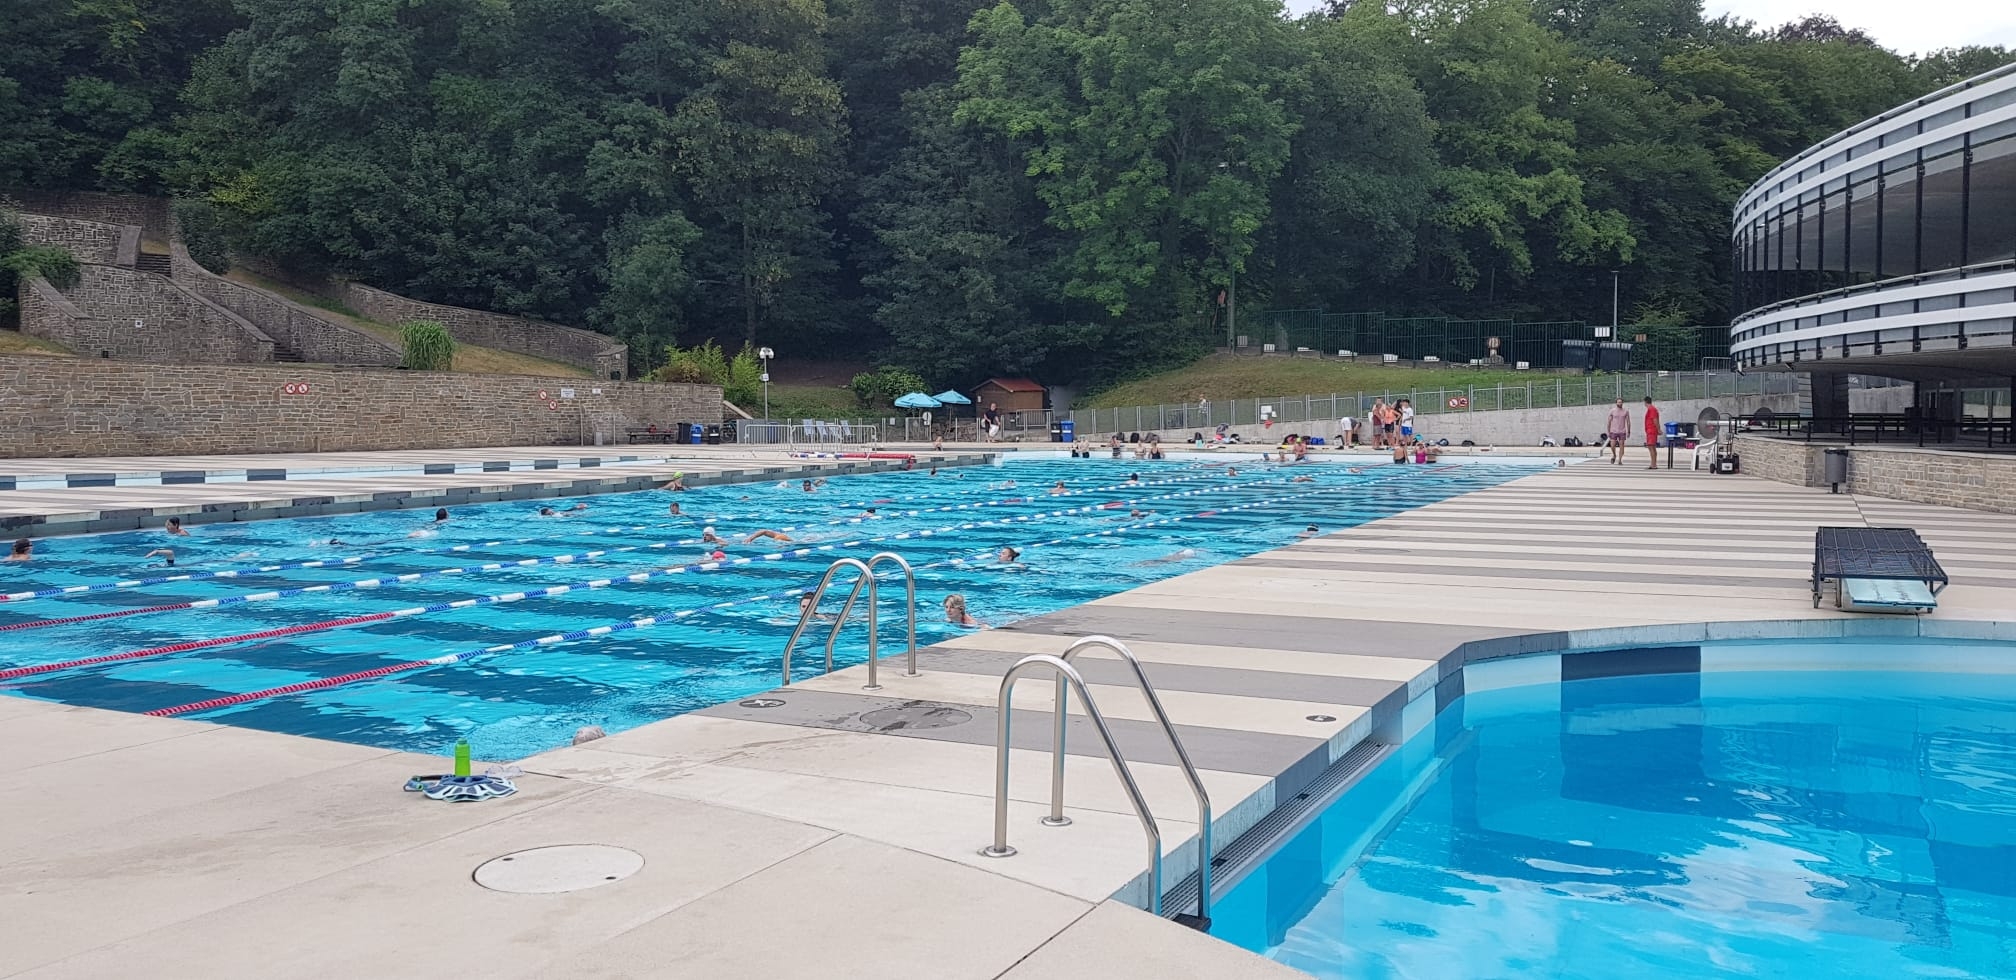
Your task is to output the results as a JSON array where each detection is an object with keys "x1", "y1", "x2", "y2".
[
  {"x1": 144, "y1": 548, "x2": 177, "y2": 566},
  {"x1": 944, "y1": 594, "x2": 988, "y2": 628},
  {"x1": 7, "y1": 538, "x2": 32, "y2": 561},
  {"x1": 701, "y1": 527, "x2": 725, "y2": 545},
  {"x1": 997, "y1": 546, "x2": 1021, "y2": 563},
  {"x1": 743, "y1": 529, "x2": 792, "y2": 544},
  {"x1": 1606, "y1": 399, "x2": 1631, "y2": 465},
  {"x1": 1050, "y1": 480, "x2": 1068, "y2": 496},
  {"x1": 163, "y1": 517, "x2": 190, "y2": 536}
]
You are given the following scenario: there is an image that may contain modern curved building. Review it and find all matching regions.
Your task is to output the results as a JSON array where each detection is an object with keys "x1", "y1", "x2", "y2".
[{"x1": 1730, "y1": 62, "x2": 2016, "y2": 423}]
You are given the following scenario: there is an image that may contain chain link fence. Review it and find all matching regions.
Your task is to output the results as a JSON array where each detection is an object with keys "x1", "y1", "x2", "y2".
[{"x1": 1069, "y1": 371, "x2": 1798, "y2": 436}]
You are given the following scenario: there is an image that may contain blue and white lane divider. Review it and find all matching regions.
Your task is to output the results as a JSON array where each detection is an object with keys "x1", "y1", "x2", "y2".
[
  {"x1": 0, "y1": 470, "x2": 1238, "y2": 605},
  {"x1": 147, "y1": 475, "x2": 1434, "y2": 716},
  {"x1": 5, "y1": 476, "x2": 1318, "y2": 675}
]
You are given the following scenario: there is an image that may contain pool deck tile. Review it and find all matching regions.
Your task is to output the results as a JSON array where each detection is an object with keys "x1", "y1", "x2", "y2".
[{"x1": 4, "y1": 455, "x2": 2016, "y2": 977}]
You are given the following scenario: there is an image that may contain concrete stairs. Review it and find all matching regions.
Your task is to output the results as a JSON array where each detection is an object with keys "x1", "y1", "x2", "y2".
[{"x1": 134, "y1": 252, "x2": 172, "y2": 275}]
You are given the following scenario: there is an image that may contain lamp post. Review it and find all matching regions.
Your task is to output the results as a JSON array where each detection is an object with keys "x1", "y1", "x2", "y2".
[{"x1": 758, "y1": 347, "x2": 774, "y2": 421}]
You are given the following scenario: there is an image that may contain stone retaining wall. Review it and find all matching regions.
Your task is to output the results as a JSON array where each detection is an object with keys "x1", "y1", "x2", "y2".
[
  {"x1": 169, "y1": 240, "x2": 401, "y2": 366},
  {"x1": 2, "y1": 190, "x2": 170, "y2": 242},
  {"x1": 0, "y1": 357, "x2": 721, "y2": 457},
  {"x1": 1733, "y1": 435, "x2": 2016, "y2": 514},
  {"x1": 23, "y1": 267, "x2": 274, "y2": 363},
  {"x1": 336, "y1": 283, "x2": 626, "y2": 378},
  {"x1": 17, "y1": 213, "x2": 138, "y2": 267}
]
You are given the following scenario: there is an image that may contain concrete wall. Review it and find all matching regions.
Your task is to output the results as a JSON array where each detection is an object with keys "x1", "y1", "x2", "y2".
[
  {"x1": 2, "y1": 190, "x2": 170, "y2": 242},
  {"x1": 23, "y1": 267, "x2": 274, "y2": 363},
  {"x1": 1848, "y1": 385, "x2": 1915, "y2": 414},
  {"x1": 335, "y1": 283, "x2": 626, "y2": 379},
  {"x1": 168, "y1": 239, "x2": 402, "y2": 366},
  {"x1": 17, "y1": 213, "x2": 138, "y2": 267},
  {"x1": 0, "y1": 356, "x2": 721, "y2": 457},
  {"x1": 1733, "y1": 435, "x2": 2016, "y2": 515},
  {"x1": 1140, "y1": 393, "x2": 1801, "y2": 446}
]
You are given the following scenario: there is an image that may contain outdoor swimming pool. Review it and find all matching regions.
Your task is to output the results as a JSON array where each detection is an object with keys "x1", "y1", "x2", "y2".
[
  {"x1": 1209, "y1": 653, "x2": 2016, "y2": 979},
  {"x1": 0, "y1": 454, "x2": 1544, "y2": 759}
]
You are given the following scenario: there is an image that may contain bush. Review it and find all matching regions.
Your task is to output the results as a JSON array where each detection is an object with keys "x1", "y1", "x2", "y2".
[
  {"x1": 849, "y1": 365, "x2": 929, "y2": 408},
  {"x1": 400, "y1": 319, "x2": 456, "y2": 371},
  {"x1": 171, "y1": 198, "x2": 234, "y2": 274},
  {"x1": 648, "y1": 341, "x2": 762, "y2": 405},
  {"x1": 724, "y1": 344, "x2": 763, "y2": 406}
]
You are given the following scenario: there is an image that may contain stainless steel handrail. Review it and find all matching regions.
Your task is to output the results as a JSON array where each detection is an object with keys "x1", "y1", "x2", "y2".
[
  {"x1": 780, "y1": 554, "x2": 920, "y2": 691},
  {"x1": 1049, "y1": 636, "x2": 1212, "y2": 922},
  {"x1": 782, "y1": 558, "x2": 875, "y2": 689},
  {"x1": 980, "y1": 654, "x2": 1165, "y2": 915},
  {"x1": 821, "y1": 552, "x2": 919, "y2": 686}
]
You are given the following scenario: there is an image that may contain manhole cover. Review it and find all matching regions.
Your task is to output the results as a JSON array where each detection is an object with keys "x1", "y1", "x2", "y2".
[
  {"x1": 1355, "y1": 547, "x2": 1413, "y2": 554},
  {"x1": 740, "y1": 698, "x2": 786, "y2": 709},
  {"x1": 859, "y1": 704, "x2": 973, "y2": 731},
  {"x1": 1307, "y1": 714, "x2": 1338, "y2": 723},
  {"x1": 474, "y1": 844, "x2": 644, "y2": 894}
]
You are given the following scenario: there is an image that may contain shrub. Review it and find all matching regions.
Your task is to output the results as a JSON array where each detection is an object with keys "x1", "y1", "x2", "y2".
[
  {"x1": 648, "y1": 341, "x2": 762, "y2": 404},
  {"x1": 724, "y1": 344, "x2": 763, "y2": 406},
  {"x1": 400, "y1": 319, "x2": 456, "y2": 371},
  {"x1": 171, "y1": 198, "x2": 234, "y2": 274},
  {"x1": 0, "y1": 209, "x2": 83, "y2": 291},
  {"x1": 849, "y1": 365, "x2": 928, "y2": 408}
]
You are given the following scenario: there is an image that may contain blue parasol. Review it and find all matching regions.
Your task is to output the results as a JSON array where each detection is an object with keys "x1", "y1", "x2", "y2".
[
  {"x1": 893, "y1": 392, "x2": 942, "y2": 409},
  {"x1": 932, "y1": 390, "x2": 972, "y2": 405}
]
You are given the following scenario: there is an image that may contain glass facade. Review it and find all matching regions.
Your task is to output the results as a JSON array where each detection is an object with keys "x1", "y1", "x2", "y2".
[{"x1": 1733, "y1": 99, "x2": 2016, "y2": 318}]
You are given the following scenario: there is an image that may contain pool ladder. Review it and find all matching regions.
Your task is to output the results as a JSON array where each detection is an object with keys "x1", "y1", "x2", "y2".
[
  {"x1": 980, "y1": 636, "x2": 1213, "y2": 928},
  {"x1": 780, "y1": 553, "x2": 918, "y2": 691}
]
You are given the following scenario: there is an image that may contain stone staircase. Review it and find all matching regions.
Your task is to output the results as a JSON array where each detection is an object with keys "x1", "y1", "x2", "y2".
[{"x1": 135, "y1": 252, "x2": 172, "y2": 275}]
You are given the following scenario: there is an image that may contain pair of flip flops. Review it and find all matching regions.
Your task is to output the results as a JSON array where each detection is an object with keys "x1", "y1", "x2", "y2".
[{"x1": 404, "y1": 765, "x2": 521, "y2": 802}]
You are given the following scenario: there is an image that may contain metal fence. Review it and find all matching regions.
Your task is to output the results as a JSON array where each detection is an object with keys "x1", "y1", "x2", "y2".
[
  {"x1": 1242, "y1": 309, "x2": 1729, "y2": 371},
  {"x1": 1068, "y1": 371, "x2": 1799, "y2": 436}
]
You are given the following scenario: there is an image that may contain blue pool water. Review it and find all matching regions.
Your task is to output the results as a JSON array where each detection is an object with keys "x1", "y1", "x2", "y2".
[
  {"x1": 1211, "y1": 667, "x2": 2016, "y2": 979},
  {"x1": 0, "y1": 454, "x2": 1541, "y2": 759}
]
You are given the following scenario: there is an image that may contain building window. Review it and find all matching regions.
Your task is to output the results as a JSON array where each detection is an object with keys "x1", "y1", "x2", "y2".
[
  {"x1": 1920, "y1": 149, "x2": 1968, "y2": 272},
  {"x1": 1966, "y1": 134, "x2": 2016, "y2": 265}
]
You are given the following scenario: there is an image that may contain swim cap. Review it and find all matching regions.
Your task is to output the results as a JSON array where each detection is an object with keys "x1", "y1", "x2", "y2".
[
  {"x1": 711, "y1": 550, "x2": 727, "y2": 560},
  {"x1": 703, "y1": 526, "x2": 716, "y2": 535}
]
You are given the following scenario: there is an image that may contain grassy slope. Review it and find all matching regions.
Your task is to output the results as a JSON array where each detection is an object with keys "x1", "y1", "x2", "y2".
[
  {"x1": 0, "y1": 330, "x2": 76, "y2": 356},
  {"x1": 224, "y1": 270, "x2": 592, "y2": 378},
  {"x1": 1081, "y1": 353, "x2": 1565, "y2": 407}
]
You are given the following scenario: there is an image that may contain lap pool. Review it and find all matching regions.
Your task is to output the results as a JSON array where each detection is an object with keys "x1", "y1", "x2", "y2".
[
  {"x1": 1209, "y1": 645, "x2": 2016, "y2": 979},
  {"x1": 0, "y1": 454, "x2": 1543, "y2": 759}
]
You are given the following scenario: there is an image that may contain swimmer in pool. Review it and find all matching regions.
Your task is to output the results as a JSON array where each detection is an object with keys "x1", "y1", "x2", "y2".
[
  {"x1": 164, "y1": 517, "x2": 190, "y2": 536},
  {"x1": 143, "y1": 548, "x2": 176, "y2": 566},
  {"x1": 1296, "y1": 524, "x2": 1321, "y2": 539},
  {"x1": 537, "y1": 503, "x2": 590, "y2": 517},
  {"x1": 1291, "y1": 475, "x2": 1315, "y2": 483},
  {"x1": 743, "y1": 529, "x2": 792, "y2": 544},
  {"x1": 407, "y1": 507, "x2": 451, "y2": 538},
  {"x1": 5, "y1": 538, "x2": 30, "y2": 561},
  {"x1": 668, "y1": 502, "x2": 683, "y2": 516},
  {"x1": 1136, "y1": 548, "x2": 1198, "y2": 565},
  {"x1": 802, "y1": 480, "x2": 817, "y2": 492},
  {"x1": 1348, "y1": 467, "x2": 1365, "y2": 475},
  {"x1": 861, "y1": 508, "x2": 879, "y2": 518},
  {"x1": 1049, "y1": 481, "x2": 1067, "y2": 496},
  {"x1": 798, "y1": 593, "x2": 837, "y2": 622},
  {"x1": 944, "y1": 594, "x2": 988, "y2": 628},
  {"x1": 997, "y1": 546, "x2": 1022, "y2": 563},
  {"x1": 1126, "y1": 473, "x2": 1141, "y2": 485},
  {"x1": 1226, "y1": 467, "x2": 1240, "y2": 477},
  {"x1": 701, "y1": 527, "x2": 725, "y2": 546},
  {"x1": 662, "y1": 473, "x2": 687, "y2": 491}
]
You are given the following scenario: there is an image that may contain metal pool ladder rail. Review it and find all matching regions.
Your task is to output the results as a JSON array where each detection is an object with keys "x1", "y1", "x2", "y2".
[
  {"x1": 780, "y1": 552, "x2": 919, "y2": 691},
  {"x1": 980, "y1": 637, "x2": 1215, "y2": 927}
]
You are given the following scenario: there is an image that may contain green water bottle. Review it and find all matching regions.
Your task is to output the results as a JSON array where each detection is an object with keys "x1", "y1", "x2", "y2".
[{"x1": 453, "y1": 740, "x2": 471, "y2": 777}]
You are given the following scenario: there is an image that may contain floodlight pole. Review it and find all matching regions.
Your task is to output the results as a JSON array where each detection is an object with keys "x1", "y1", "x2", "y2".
[{"x1": 759, "y1": 346, "x2": 775, "y2": 421}]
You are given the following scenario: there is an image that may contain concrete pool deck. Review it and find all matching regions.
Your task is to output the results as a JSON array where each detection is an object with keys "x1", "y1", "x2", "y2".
[{"x1": 3, "y1": 460, "x2": 2013, "y2": 978}]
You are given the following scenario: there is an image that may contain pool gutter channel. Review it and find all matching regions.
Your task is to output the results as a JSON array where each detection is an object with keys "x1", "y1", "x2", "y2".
[{"x1": 1158, "y1": 735, "x2": 1395, "y2": 929}]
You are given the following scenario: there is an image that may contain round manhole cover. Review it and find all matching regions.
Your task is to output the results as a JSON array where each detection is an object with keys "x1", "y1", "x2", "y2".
[
  {"x1": 740, "y1": 698, "x2": 786, "y2": 709},
  {"x1": 474, "y1": 844, "x2": 644, "y2": 894},
  {"x1": 859, "y1": 704, "x2": 973, "y2": 731}
]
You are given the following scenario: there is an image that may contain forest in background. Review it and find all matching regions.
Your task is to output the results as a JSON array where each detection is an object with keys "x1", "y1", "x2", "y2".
[{"x1": 2, "y1": 0, "x2": 2008, "y2": 389}]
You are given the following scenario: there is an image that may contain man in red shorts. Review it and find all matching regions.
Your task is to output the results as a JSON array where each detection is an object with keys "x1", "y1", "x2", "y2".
[{"x1": 1642, "y1": 396, "x2": 1662, "y2": 469}]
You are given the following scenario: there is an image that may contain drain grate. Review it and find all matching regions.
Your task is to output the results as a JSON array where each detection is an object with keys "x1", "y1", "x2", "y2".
[
  {"x1": 474, "y1": 844, "x2": 644, "y2": 894},
  {"x1": 859, "y1": 704, "x2": 973, "y2": 731}
]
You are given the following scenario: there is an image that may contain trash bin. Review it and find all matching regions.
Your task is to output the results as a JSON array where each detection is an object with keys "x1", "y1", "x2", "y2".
[
  {"x1": 1058, "y1": 419, "x2": 1075, "y2": 443},
  {"x1": 1824, "y1": 448, "x2": 1849, "y2": 492},
  {"x1": 689, "y1": 423, "x2": 705, "y2": 445},
  {"x1": 704, "y1": 424, "x2": 722, "y2": 445},
  {"x1": 1049, "y1": 421, "x2": 1064, "y2": 443}
]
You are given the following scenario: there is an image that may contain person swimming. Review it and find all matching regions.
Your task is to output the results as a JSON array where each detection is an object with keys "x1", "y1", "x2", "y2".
[
  {"x1": 143, "y1": 548, "x2": 177, "y2": 566},
  {"x1": 1296, "y1": 524, "x2": 1321, "y2": 539},
  {"x1": 538, "y1": 503, "x2": 590, "y2": 517},
  {"x1": 1126, "y1": 473, "x2": 1141, "y2": 485},
  {"x1": 743, "y1": 529, "x2": 792, "y2": 544},
  {"x1": 1136, "y1": 547, "x2": 1198, "y2": 565},
  {"x1": 701, "y1": 526, "x2": 725, "y2": 545},
  {"x1": 668, "y1": 502, "x2": 683, "y2": 516},
  {"x1": 1226, "y1": 467, "x2": 1240, "y2": 477},
  {"x1": 1291, "y1": 475, "x2": 1315, "y2": 483},
  {"x1": 798, "y1": 593, "x2": 837, "y2": 622},
  {"x1": 944, "y1": 594, "x2": 987, "y2": 628},
  {"x1": 7, "y1": 538, "x2": 32, "y2": 561},
  {"x1": 1049, "y1": 480, "x2": 1067, "y2": 496},
  {"x1": 998, "y1": 546, "x2": 1022, "y2": 563},
  {"x1": 802, "y1": 479, "x2": 817, "y2": 492},
  {"x1": 163, "y1": 516, "x2": 190, "y2": 536},
  {"x1": 662, "y1": 473, "x2": 687, "y2": 491}
]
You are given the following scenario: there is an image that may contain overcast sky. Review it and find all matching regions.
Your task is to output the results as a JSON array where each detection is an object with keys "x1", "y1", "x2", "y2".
[{"x1": 1278, "y1": 1, "x2": 2016, "y2": 55}]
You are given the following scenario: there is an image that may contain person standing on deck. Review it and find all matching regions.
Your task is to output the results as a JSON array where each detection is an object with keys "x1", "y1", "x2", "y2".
[
  {"x1": 1642, "y1": 396, "x2": 1662, "y2": 469},
  {"x1": 983, "y1": 402, "x2": 1002, "y2": 442},
  {"x1": 1606, "y1": 399, "x2": 1631, "y2": 465}
]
